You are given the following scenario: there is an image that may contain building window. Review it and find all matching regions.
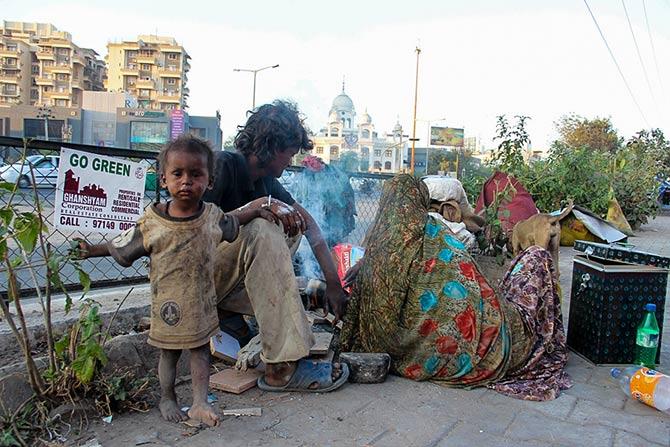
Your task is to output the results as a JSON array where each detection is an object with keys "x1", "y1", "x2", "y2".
[
  {"x1": 384, "y1": 150, "x2": 392, "y2": 157},
  {"x1": 373, "y1": 161, "x2": 382, "y2": 170},
  {"x1": 6, "y1": 44, "x2": 17, "y2": 51},
  {"x1": 31, "y1": 65, "x2": 40, "y2": 74},
  {"x1": 55, "y1": 99, "x2": 67, "y2": 107},
  {"x1": 329, "y1": 127, "x2": 339, "y2": 137},
  {"x1": 315, "y1": 147, "x2": 323, "y2": 154},
  {"x1": 384, "y1": 161, "x2": 392, "y2": 170},
  {"x1": 374, "y1": 149, "x2": 381, "y2": 157},
  {"x1": 140, "y1": 64, "x2": 151, "y2": 70},
  {"x1": 30, "y1": 89, "x2": 38, "y2": 100},
  {"x1": 166, "y1": 78, "x2": 176, "y2": 85},
  {"x1": 168, "y1": 53, "x2": 178, "y2": 60},
  {"x1": 361, "y1": 147, "x2": 369, "y2": 156},
  {"x1": 330, "y1": 146, "x2": 339, "y2": 157},
  {"x1": 361, "y1": 129, "x2": 370, "y2": 139},
  {"x1": 56, "y1": 73, "x2": 69, "y2": 80}
]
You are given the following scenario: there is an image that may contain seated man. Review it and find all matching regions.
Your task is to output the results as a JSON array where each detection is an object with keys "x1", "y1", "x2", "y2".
[{"x1": 203, "y1": 100, "x2": 348, "y2": 391}]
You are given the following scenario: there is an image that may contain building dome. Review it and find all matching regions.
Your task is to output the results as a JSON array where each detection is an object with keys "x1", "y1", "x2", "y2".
[
  {"x1": 360, "y1": 109, "x2": 372, "y2": 124},
  {"x1": 331, "y1": 93, "x2": 354, "y2": 112},
  {"x1": 392, "y1": 121, "x2": 403, "y2": 134}
]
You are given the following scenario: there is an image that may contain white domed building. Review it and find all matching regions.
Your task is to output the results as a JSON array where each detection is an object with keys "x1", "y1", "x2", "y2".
[{"x1": 311, "y1": 85, "x2": 406, "y2": 173}]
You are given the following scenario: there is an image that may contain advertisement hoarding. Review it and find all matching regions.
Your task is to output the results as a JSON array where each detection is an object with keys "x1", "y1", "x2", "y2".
[{"x1": 430, "y1": 126, "x2": 464, "y2": 147}]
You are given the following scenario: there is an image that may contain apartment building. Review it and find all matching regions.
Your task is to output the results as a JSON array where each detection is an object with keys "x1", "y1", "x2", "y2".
[
  {"x1": 0, "y1": 21, "x2": 107, "y2": 108},
  {"x1": 106, "y1": 35, "x2": 190, "y2": 111}
]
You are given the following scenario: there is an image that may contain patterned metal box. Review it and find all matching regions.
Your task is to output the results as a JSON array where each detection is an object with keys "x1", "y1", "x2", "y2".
[
  {"x1": 574, "y1": 240, "x2": 670, "y2": 269},
  {"x1": 567, "y1": 255, "x2": 667, "y2": 365}
]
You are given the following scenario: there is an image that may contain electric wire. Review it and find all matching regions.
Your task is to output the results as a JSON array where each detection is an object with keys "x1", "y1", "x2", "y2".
[
  {"x1": 582, "y1": 0, "x2": 649, "y2": 127},
  {"x1": 642, "y1": 0, "x2": 667, "y2": 114},
  {"x1": 622, "y1": 0, "x2": 660, "y2": 121}
]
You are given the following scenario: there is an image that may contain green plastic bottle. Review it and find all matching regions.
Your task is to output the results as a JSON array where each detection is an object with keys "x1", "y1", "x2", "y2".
[{"x1": 634, "y1": 303, "x2": 660, "y2": 368}]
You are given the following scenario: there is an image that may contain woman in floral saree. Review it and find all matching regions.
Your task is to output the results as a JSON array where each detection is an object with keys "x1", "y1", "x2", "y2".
[{"x1": 341, "y1": 175, "x2": 571, "y2": 401}]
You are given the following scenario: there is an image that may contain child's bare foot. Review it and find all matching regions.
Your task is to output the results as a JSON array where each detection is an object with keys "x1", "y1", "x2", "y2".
[
  {"x1": 159, "y1": 397, "x2": 187, "y2": 422},
  {"x1": 188, "y1": 403, "x2": 219, "y2": 427}
]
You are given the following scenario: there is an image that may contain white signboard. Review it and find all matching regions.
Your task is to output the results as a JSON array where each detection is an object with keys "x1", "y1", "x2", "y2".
[{"x1": 54, "y1": 147, "x2": 146, "y2": 234}]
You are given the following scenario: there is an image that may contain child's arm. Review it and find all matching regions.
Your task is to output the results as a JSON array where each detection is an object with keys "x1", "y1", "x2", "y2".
[
  {"x1": 73, "y1": 239, "x2": 110, "y2": 259},
  {"x1": 228, "y1": 197, "x2": 278, "y2": 226}
]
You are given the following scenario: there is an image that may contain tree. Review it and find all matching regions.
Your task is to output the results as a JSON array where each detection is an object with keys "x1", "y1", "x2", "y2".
[
  {"x1": 555, "y1": 114, "x2": 620, "y2": 153},
  {"x1": 488, "y1": 115, "x2": 530, "y2": 175},
  {"x1": 427, "y1": 149, "x2": 457, "y2": 175},
  {"x1": 626, "y1": 128, "x2": 670, "y2": 179},
  {"x1": 223, "y1": 134, "x2": 236, "y2": 151},
  {"x1": 337, "y1": 150, "x2": 359, "y2": 172}
]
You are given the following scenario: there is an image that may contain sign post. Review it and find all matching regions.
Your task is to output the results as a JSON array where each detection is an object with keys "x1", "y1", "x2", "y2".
[{"x1": 53, "y1": 148, "x2": 146, "y2": 235}]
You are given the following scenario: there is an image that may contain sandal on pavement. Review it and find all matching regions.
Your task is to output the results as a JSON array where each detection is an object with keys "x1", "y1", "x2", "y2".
[{"x1": 257, "y1": 359, "x2": 349, "y2": 393}]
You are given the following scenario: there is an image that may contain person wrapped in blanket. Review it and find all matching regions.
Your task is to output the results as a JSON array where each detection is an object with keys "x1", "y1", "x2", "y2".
[{"x1": 341, "y1": 175, "x2": 571, "y2": 401}]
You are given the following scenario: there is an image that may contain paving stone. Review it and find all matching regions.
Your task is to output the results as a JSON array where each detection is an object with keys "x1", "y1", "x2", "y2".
[
  {"x1": 613, "y1": 430, "x2": 667, "y2": 447},
  {"x1": 564, "y1": 382, "x2": 626, "y2": 410},
  {"x1": 506, "y1": 412, "x2": 614, "y2": 447},
  {"x1": 623, "y1": 396, "x2": 667, "y2": 417},
  {"x1": 438, "y1": 421, "x2": 549, "y2": 447},
  {"x1": 568, "y1": 397, "x2": 670, "y2": 445},
  {"x1": 481, "y1": 389, "x2": 577, "y2": 420},
  {"x1": 564, "y1": 354, "x2": 594, "y2": 383}
]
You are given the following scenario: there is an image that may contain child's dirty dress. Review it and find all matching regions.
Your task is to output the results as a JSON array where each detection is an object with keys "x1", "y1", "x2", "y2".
[{"x1": 108, "y1": 202, "x2": 238, "y2": 349}]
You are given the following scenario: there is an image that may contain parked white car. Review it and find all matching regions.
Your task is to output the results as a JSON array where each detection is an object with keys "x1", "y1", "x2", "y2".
[{"x1": 0, "y1": 155, "x2": 60, "y2": 188}]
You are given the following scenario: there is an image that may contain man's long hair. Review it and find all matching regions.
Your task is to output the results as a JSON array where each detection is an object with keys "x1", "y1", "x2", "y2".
[{"x1": 235, "y1": 100, "x2": 313, "y2": 167}]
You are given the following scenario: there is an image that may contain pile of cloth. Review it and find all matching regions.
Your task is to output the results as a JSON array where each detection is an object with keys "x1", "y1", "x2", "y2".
[{"x1": 421, "y1": 176, "x2": 485, "y2": 249}]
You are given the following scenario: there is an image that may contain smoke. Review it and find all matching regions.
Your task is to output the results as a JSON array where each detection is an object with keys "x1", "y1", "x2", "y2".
[{"x1": 285, "y1": 163, "x2": 357, "y2": 279}]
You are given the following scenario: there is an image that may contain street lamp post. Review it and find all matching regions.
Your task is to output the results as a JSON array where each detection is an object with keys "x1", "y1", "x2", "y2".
[
  {"x1": 233, "y1": 64, "x2": 279, "y2": 110},
  {"x1": 410, "y1": 46, "x2": 421, "y2": 175},
  {"x1": 36, "y1": 106, "x2": 54, "y2": 141}
]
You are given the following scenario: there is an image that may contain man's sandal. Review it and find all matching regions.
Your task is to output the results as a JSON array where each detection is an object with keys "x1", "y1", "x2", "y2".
[{"x1": 257, "y1": 359, "x2": 349, "y2": 393}]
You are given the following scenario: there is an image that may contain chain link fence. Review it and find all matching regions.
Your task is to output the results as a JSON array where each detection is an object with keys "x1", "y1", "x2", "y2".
[{"x1": 1, "y1": 137, "x2": 392, "y2": 297}]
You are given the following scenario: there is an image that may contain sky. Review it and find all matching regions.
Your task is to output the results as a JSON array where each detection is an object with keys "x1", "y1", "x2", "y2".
[{"x1": 3, "y1": 0, "x2": 670, "y2": 150}]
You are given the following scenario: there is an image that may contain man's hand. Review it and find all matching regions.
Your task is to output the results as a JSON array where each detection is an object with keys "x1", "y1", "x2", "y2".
[
  {"x1": 263, "y1": 198, "x2": 306, "y2": 237},
  {"x1": 342, "y1": 261, "x2": 363, "y2": 289},
  {"x1": 323, "y1": 282, "x2": 348, "y2": 325}
]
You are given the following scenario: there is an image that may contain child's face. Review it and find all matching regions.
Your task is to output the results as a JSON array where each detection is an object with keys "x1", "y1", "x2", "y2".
[{"x1": 161, "y1": 151, "x2": 211, "y2": 204}]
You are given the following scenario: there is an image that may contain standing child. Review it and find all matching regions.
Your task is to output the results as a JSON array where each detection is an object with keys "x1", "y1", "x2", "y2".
[{"x1": 75, "y1": 135, "x2": 275, "y2": 426}]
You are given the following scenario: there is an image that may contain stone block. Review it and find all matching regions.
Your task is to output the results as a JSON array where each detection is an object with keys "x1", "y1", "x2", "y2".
[
  {"x1": 339, "y1": 352, "x2": 390, "y2": 384},
  {"x1": 506, "y1": 412, "x2": 614, "y2": 447},
  {"x1": 0, "y1": 374, "x2": 33, "y2": 418}
]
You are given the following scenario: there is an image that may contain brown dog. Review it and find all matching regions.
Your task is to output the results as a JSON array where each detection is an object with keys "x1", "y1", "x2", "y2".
[{"x1": 511, "y1": 200, "x2": 574, "y2": 277}]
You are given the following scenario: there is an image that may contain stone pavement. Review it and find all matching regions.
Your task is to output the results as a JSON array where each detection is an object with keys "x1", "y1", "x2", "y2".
[{"x1": 87, "y1": 216, "x2": 670, "y2": 447}]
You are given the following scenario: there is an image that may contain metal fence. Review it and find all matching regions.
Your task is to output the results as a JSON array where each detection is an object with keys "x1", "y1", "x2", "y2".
[{"x1": 1, "y1": 136, "x2": 392, "y2": 297}]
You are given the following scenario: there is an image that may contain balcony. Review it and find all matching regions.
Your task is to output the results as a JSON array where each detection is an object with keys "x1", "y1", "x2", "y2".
[
  {"x1": 0, "y1": 89, "x2": 20, "y2": 97},
  {"x1": 47, "y1": 89, "x2": 71, "y2": 99},
  {"x1": 120, "y1": 65, "x2": 139, "y2": 75},
  {"x1": 136, "y1": 55, "x2": 156, "y2": 64},
  {"x1": 0, "y1": 97, "x2": 20, "y2": 105},
  {"x1": 36, "y1": 49, "x2": 55, "y2": 60},
  {"x1": 136, "y1": 78, "x2": 155, "y2": 89},
  {"x1": 0, "y1": 73, "x2": 20, "y2": 83},
  {"x1": 71, "y1": 78, "x2": 82, "y2": 89},
  {"x1": 35, "y1": 76, "x2": 54, "y2": 86},
  {"x1": 156, "y1": 92, "x2": 181, "y2": 103},
  {"x1": 49, "y1": 64, "x2": 72, "y2": 74},
  {"x1": 1, "y1": 62, "x2": 19, "y2": 70},
  {"x1": 157, "y1": 67, "x2": 181, "y2": 78},
  {"x1": 72, "y1": 54, "x2": 86, "y2": 65},
  {"x1": 0, "y1": 48, "x2": 21, "y2": 58}
]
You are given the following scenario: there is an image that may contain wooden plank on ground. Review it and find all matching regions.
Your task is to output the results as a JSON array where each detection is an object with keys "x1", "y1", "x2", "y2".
[
  {"x1": 309, "y1": 332, "x2": 333, "y2": 356},
  {"x1": 209, "y1": 368, "x2": 262, "y2": 394},
  {"x1": 222, "y1": 407, "x2": 262, "y2": 417}
]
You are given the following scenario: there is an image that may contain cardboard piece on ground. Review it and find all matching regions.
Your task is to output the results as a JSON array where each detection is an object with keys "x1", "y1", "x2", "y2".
[
  {"x1": 222, "y1": 407, "x2": 262, "y2": 417},
  {"x1": 324, "y1": 313, "x2": 344, "y2": 330},
  {"x1": 210, "y1": 330, "x2": 240, "y2": 363},
  {"x1": 309, "y1": 332, "x2": 333, "y2": 356},
  {"x1": 209, "y1": 368, "x2": 262, "y2": 394},
  {"x1": 306, "y1": 310, "x2": 328, "y2": 325}
]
